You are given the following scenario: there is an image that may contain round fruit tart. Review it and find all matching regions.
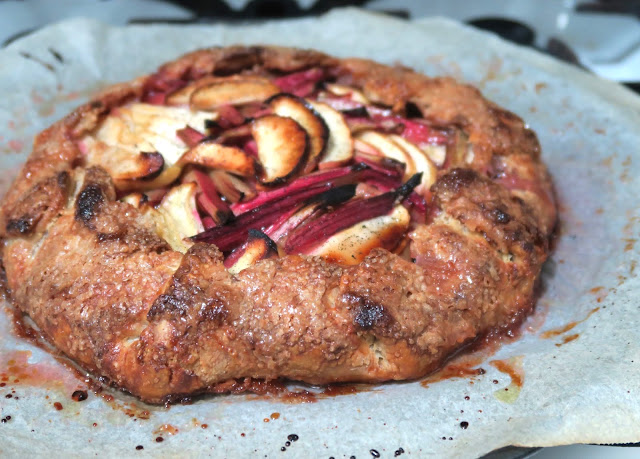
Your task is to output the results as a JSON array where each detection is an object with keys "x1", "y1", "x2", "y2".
[{"x1": 0, "y1": 46, "x2": 556, "y2": 403}]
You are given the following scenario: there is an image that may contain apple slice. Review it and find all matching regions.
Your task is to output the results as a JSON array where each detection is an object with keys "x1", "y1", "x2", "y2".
[
  {"x1": 190, "y1": 79, "x2": 279, "y2": 111},
  {"x1": 152, "y1": 182, "x2": 204, "y2": 253},
  {"x1": 116, "y1": 164, "x2": 182, "y2": 192},
  {"x1": 252, "y1": 115, "x2": 309, "y2": 186},
  {"x1": 356, "y1": 131, "x2": 416, "y2": 180},
  {"x1": 308, "y1": 205, "x2": 410, "y2": 265},
  {"x1": 120, "y1": 192, "x2": 146, "y2": 208},
  {"x1": 165, "y1": 75, "x2": 218, "y2": 106},
  {"x1": 268, "y1": 94, "x2": 328, "y2": 173},
  {"x1": 389, "y1": 135, "x2": 438, "y2": 190},
  {"x1": 421, "y1": 144, "x2": 447, "y2": 167},
  {"x1": 225, "y1": 229, "x2": 279, "y2": 275},
  {"x1": 324, "y1": 83, "x2": 370, "y2": 104},
  {"x1": 86, "y1": 141, "x2": 164, "y2": 181},
  {"x1": 180, "y1": 141, "x2": 256, "y2": 177},
  {"x1": 307, "y1": 100, "x2": 354, "y2": 169}
]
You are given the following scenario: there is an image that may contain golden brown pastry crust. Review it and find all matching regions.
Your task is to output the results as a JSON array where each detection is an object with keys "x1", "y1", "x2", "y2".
[{"x1": 0, "y1": 46, "x2": 556, "y2": 403}]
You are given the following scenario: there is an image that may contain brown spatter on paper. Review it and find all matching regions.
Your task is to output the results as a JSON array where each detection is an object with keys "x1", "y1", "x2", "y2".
[
  {"x1": 490, "y1": 356, "x2": 524, "y2": 403},
  {"x1": 540, "y1": 307, "x2": 600, "y2": 339},
  {"x1": 555, "y1": 333, "x2": 579, "y2": 347}
]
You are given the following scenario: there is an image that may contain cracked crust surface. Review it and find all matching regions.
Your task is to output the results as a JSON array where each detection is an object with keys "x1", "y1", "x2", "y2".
[{"x1": 0, "y1": 46, "x2": 556, "y2": 403}]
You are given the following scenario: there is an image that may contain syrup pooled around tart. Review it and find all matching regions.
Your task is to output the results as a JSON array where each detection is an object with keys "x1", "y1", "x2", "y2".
[
  {"x1": 80, "y1": 71, "x2": 451, "y2": 268},
  {"x1": 0, "y1": 46, "x2": 556, "y2": 403}
]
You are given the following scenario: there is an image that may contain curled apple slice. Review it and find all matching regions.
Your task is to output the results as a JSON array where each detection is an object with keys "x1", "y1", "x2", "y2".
[
  {"x1": 116, "y1": 164, "x2": 182, "y2": 192},
  {"x1": 356, "y1": 131, "x2": 416, "y2": 180},
  {"x1": 252, "y1": 115, "x2": 309, "y2": 186},
  {"x1": 152, "y1": 182, "x2": 204, "y2": 253},
  {"x1": 307, "y1": 100, "x2": 354, "y2": 169},
  {"x1": 309, "y1": 205, "x2": 410, "y2": 265},
  {"x1": 324, "y1": 83, "x2": 370, "y2": 104},
  {"x1": 180, "y1": 141, "x2": 256, "y2": 177},
  {"x1": 86, "y1": 143, "x2": 164, "y2": 182},
  {"x1": 165, "y1": 75, "x2": 218, "y2": 106},
  {"x1": 389, "y1": 135, "x2": 438, "y2": 190},
  {"x1": 226, "y1": 229, "x2": 279, "y2": 275},
  {"x1": 268, "y1": 94, "x2": 328, "y2": 173},
  {"x1": 190, "y1": 79, "x2": 279, "y2": 111}
]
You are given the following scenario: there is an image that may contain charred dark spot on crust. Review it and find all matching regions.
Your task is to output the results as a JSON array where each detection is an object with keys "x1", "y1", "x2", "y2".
[
  {"x1": 5, "y1": 171, "x2": 72, "y2": 237},
  {"x1": 198, "y1": 298, "x2": 228, "y2": 322},
  {"x1": 489, "y1": 207, "x2": 512, "y2": 224},
  {"x1": 75, "y1": 184, "x2": 104, "y2": 225},
  {"x1": 436, "y1": 168, "x2": 479, "y2": 194},
  {"x1": 148, "y1": 293, "x2": 186, "y2": 318},
  {"x1": 404, "y1": 101, "x2": 423, "y2": 118},
  {"x1": 344, "y1": 294, "x2": 393, "y2": 331},
  {"x1": 6, "y1": 219, "x2": 31, "y2": 234},
  {"x1": 148, "y1": 244, "x2": 229, "y2": 325},
  {"x1": 57, "y1": 171, "x2": 70, "y2": 189},
  {"x1": 522, "y1": 241, "x2": 534, "y2": 253},
  {"x1": 90, "y1": 101, "x2": 103, "y2": 109}
]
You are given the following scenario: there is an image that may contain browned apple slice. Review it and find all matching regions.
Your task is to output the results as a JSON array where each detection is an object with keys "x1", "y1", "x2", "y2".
[
  {"x1": 268, "y1": 94, "x2": 328, "y2": 173},
  {"x1": 116, "y1": 164, "x2": 182, "y2": 192},
  {"x1": 226, "y1": 229, "x2": 279, "y2": 275},
  {"x1": 252, "y1": 115, "x2": 309, "y2": 186},
  {"x1": 165, "y1": 76, "x2": 219, "y2": 106},
  {"x1": 180, "y1": 141, "x2": 256, "y2": 177},
  {"x1": 390, "y1": 135, "x2": 438, "y2": 190},
  {"x1": 307, "y1": 100, "x2": 354, "y2": 169},
  {"x1": 308, "y1": 205, "x2": 410, "y2": 265},
  {"x1": 356, "y1": 131, "x2": 416, "y2": 180},
  {"x1": 85, "y1": 140, "x2": 164, "y2": 181},
  {"x1": 190, "y1": 79, "x2": 279, "y2": 111}
]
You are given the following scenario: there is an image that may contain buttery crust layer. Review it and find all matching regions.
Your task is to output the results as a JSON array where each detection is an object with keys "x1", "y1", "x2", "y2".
[{"x1": 0, "y1": 46, "x2": 556, "y2": 403}]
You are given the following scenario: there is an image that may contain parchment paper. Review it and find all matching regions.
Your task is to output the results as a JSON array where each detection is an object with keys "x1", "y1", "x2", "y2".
[{"x1": 0, "y1": 8, "x2": 638, "y2": 458}]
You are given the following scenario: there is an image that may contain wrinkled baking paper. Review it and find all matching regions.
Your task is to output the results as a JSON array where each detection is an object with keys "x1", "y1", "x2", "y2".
[{"x1": 0, "y1": 8, "x2": 638, "y2": 458}]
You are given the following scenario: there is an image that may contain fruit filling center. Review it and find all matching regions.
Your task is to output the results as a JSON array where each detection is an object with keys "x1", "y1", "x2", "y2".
[{"x1": 79, "y1": 68, "x2": 456, "y2": 271}]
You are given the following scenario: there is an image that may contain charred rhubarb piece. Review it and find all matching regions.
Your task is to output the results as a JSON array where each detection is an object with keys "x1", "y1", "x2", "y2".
[
  {"x1": 284, "y1": 173, "x2": 421, "y2": 254},
  {"x1": 225, "y1": 229, "x2": 279, "y2": 274},
  {"x1": 231, "y1": 163, "x2": 397, "y2": 214},
  {"x1": 252, "y1": 115, "x2": 309, "y2": 185},
  {"x1": 191, "y1": 183, "x2": 357, "y2": 252}
]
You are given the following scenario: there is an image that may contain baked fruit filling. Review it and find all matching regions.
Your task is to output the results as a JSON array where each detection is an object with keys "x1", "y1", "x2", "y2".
[{"x1": 80, "y1": 69, "x2": 458, "y2": 270}]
